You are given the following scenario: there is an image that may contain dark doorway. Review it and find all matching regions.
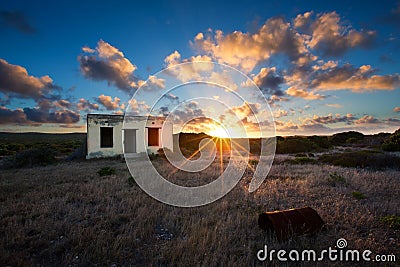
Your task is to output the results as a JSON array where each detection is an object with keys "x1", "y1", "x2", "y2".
[{"x1": 100, "y1": 127, "x2": 113, "y2": 148}]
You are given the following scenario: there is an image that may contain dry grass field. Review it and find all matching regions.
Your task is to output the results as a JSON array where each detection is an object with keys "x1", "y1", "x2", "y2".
[{"x1": 1, "y1": 156, "x2": 399, "y2": 266}]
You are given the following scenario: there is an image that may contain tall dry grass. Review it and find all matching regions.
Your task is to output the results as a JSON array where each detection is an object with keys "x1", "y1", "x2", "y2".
[{"x1": 0, "y1": 158, "x2": 398, "y2": 266}]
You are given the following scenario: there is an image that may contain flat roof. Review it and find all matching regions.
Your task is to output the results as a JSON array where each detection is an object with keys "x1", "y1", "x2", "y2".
[{"x1": 87, "y1": 114, "x2": 166, "y2": 120}]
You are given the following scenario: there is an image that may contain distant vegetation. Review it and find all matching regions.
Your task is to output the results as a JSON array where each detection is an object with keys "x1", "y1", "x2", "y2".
[
  {"x1": 0, "y1": 132, "x2": 85, "y2": 157},
  {"x1": 319, "y1": 150, "x2": 400, "y2": 170},
  {"x1": 176, "y1": 129, "x2": 398, "y2": 155},
  {"x1": 381, "y1": 128, "x2": 400, "y2": 151},
  {"x1": 0, "y1": 130, "x2": 399, "y2": 265},
  {"x1": 285, "y1": 156, "x2": 317, "y2": 165},
  {"x1": 0, "y1": 132, "x2": 85, "y2": 168},
  {"x1": 175, "y1": 132, "x2": 231, "y2": 157},
  {"x1": 174, "y1": 129, "x2": 400, "y2": 170},
  {"x1": 98, "y1": 166, "x2": 116, "y2": 176},
  {"x1": 1, "y1": 128, "x2": 400, "y2": 170},
  {"x1": 276, "y1": 135, "x2": 330, "y2": 154},
  {"x1": 13, "y1": 147, "x2": 57, "y2": 168}
]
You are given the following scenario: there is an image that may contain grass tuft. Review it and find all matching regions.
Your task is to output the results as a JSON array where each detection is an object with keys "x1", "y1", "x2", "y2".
[
  {"x1": 97, "y1": 166, "x2": 116, "y2": 176},
  {"x1": 127, "y1": 176, "x2": 136, "y2": 187},
  {"x1": 351, "y1": 191, "x2": 366, "y2": 200},
  {"x1": 327, "y1": 172, "x2": 347, "y2": 186},
  {"x1": 380, "y1": 215, "x2": 400, "y2": 229}
]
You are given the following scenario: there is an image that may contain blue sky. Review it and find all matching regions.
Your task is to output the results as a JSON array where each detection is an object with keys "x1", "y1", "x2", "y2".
[{"x1": 0, "y1": 0, "x2": 400, "y2": 135}]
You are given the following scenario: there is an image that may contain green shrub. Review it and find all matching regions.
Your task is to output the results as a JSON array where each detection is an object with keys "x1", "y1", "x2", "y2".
[
  {"x1": 148, "y1": 153, "x2": 158, "y2": 161},
  {"x1": 277, "y1": 137, "x2": 319, "y2": 154},
  {"x1": 0, "y1": 148, "x2": 13, "y2": 156},
  {"x1": 6, "y1": 142, "x2": 26, "y2": 151},
  {"x1": 381, "y1": 142, "x2": 399, "y2": 152},
  {"x1": 98, "y1": 167, "x2": 116, "y2": 176},
  {"x1": 327, "y1": 172, "x2": 347, "y2": 186},
  {"x1": 249, "y1": 159, "x2": 259, "y2": 166},
  {"x1": 306, "y1": 135, "x2": 332, "y2": 149},
  {"x1": 285, "y1": 156, "x2": 317, "y2": 165},
  {"x1": 380, "y1": 215, "x2": 400, "y2": 229},
  {"x1": 381, "y1": 128, "x2": 400, "y2": 151},
  {"x1": 0, "y1": 143, "x2": 27, "y2": 156},
  {"x1": 346, "y1": 137, "x2": 361, "y2": 144},
  {"x1": 14, "y1": 147, "x2": 56, "y2": 168},
  {"x1": 329, "y1": 131, "x2": 364, "y2": 146},
  {"x1": 319, "y1": 151, "x2": 400, "y2": 170},
  {"x1": 294, "y1": 157, "x2": 317, "y2": 164},
  {"x1": 351, "y1": 191, "x2": 366, "y2": 200},
  {"x1": 127, "y1": 176, "x2": 136, "y2": 187}
]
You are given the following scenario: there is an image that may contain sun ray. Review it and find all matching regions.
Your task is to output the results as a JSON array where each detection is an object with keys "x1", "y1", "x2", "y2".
[
  {"x1": 229, "y1": 138, "x2": 256, "y2": 172},
  {"x1": 180, "y1": 137, "x2": 214, "y2": 164},
  {"x1": 219, "y1": 138, "x2": 223, "y2": 175},
  {"x1": 230, "y1": 139, "x2": 252, "y2": 157}
]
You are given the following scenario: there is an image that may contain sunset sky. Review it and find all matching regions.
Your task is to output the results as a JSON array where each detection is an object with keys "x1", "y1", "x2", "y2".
[{"x1": 1, "y1": 0, "x2": 400, "y2": 136}]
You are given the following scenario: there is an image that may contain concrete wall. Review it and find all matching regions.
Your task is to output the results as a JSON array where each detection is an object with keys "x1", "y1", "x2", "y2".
[
  {"x1": 123, "y1": 116, "x2": 173, "y2": 154},
  {"x1": 160, "y1": 121, "x2": 173, "y2": 153},
  {"x1": 86, "y1": 114, "x2": 173, "y2": 159},
  {"x1": 86, "y1": 114, "x2": 124, "y2": 159}
]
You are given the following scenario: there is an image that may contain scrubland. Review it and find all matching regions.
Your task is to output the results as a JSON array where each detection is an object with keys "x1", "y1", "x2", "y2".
[{"x1": 1, "y1": 156, "x2": 399, "y2": 266}]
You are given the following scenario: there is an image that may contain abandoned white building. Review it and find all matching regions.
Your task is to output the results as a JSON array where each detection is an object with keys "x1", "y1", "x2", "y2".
[{"x1": 86, "y1": 114, "x2": 173, "y2": 159}]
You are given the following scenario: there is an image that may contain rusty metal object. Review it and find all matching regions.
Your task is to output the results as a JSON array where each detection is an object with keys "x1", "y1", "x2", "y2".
[{"x1": 258, "y1": 207, "x2": 324, "y2": 241}]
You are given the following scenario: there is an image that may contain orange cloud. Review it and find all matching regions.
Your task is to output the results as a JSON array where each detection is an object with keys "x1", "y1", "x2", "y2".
[
  {"x1": 286, "y1": 86, "x2": 325, "y2": 100},
  {"x1": 192, "y1": 17, "x2": 308, "y2": 72},
  {"x1": 164, "y1": 50, "x2": 213, "y2": 82},
  {"x1": 230, "y1": 102, "x2": 260, "y2": 118},
  {"x1": 0, "y1": 58, "x2": 54, "y2": 99},
  {"x1": 308, "y1": 12, "x2": 376, "y2": 56},
  {"x1": 274, "y1": 109, "x2": 289, "y2": 118},
  {"x1": 314, "y1": 71, "x2": 400, "y2": 92},
  {"x1": 97, "y1": 94, "x2": 121, "y2": 110},
  {"x1": 78, "y1": 40, "x2": 138, "y2": 91},
  {"x1": 354, "y1": 115, "x2": 379, "y2": 124},
  {"x1": 77, "y1": 98, "x2": 99, "y2": 111}
]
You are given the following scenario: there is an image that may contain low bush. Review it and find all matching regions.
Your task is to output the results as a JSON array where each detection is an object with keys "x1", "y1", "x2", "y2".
[
  {"x1": 98, "y1": 167, "x2": 116, "y2": 176},
  {"x1": 148, "y1": 153, "x2": 158, "y2": 161},
  {"x1": 127, "y1": 176, "x2": 136, "y2": 187},
  {"x1": 380, "y1": 215, "x2": 400, "y2": 229},
  {"x1": 249, "y1": 159, "x2": 259, "y2": 166},
  {"x1": 319, "y1": 151, "x2": 400, "y2": 170},
  {"x1": 327, "y1": 172, "x2": 347, "y2": 186},
  {"x1": 13, "y1": 147, "x2": 56, "y2": 168},
  {"x1": 381, "y1": 128, "x2": 400, "y2": 151},
  {"x1": 285, "y1": 156, "x2": 317, "y2": 165},
  {"x1": 329, "y1": 131, "x2": 364, "y2": 146},
  {"x1": 66, "y1": 139, "x2": 87, "y2": 161},
  {"x1": 0, "y1": 143, "x2": 26, "y2": 156},
  {"x1": 277, "y1": 137, "x2": 319, "y2": 154},
  {"x1": 381, "y1": 142, "x2": 399, "y2": 152},
  {"x1": 351, "y1": 191, "x2": 366, "y2": 200},
  {"x1": 294, "y1": 157, "x2": 317, "y2": 164}
]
